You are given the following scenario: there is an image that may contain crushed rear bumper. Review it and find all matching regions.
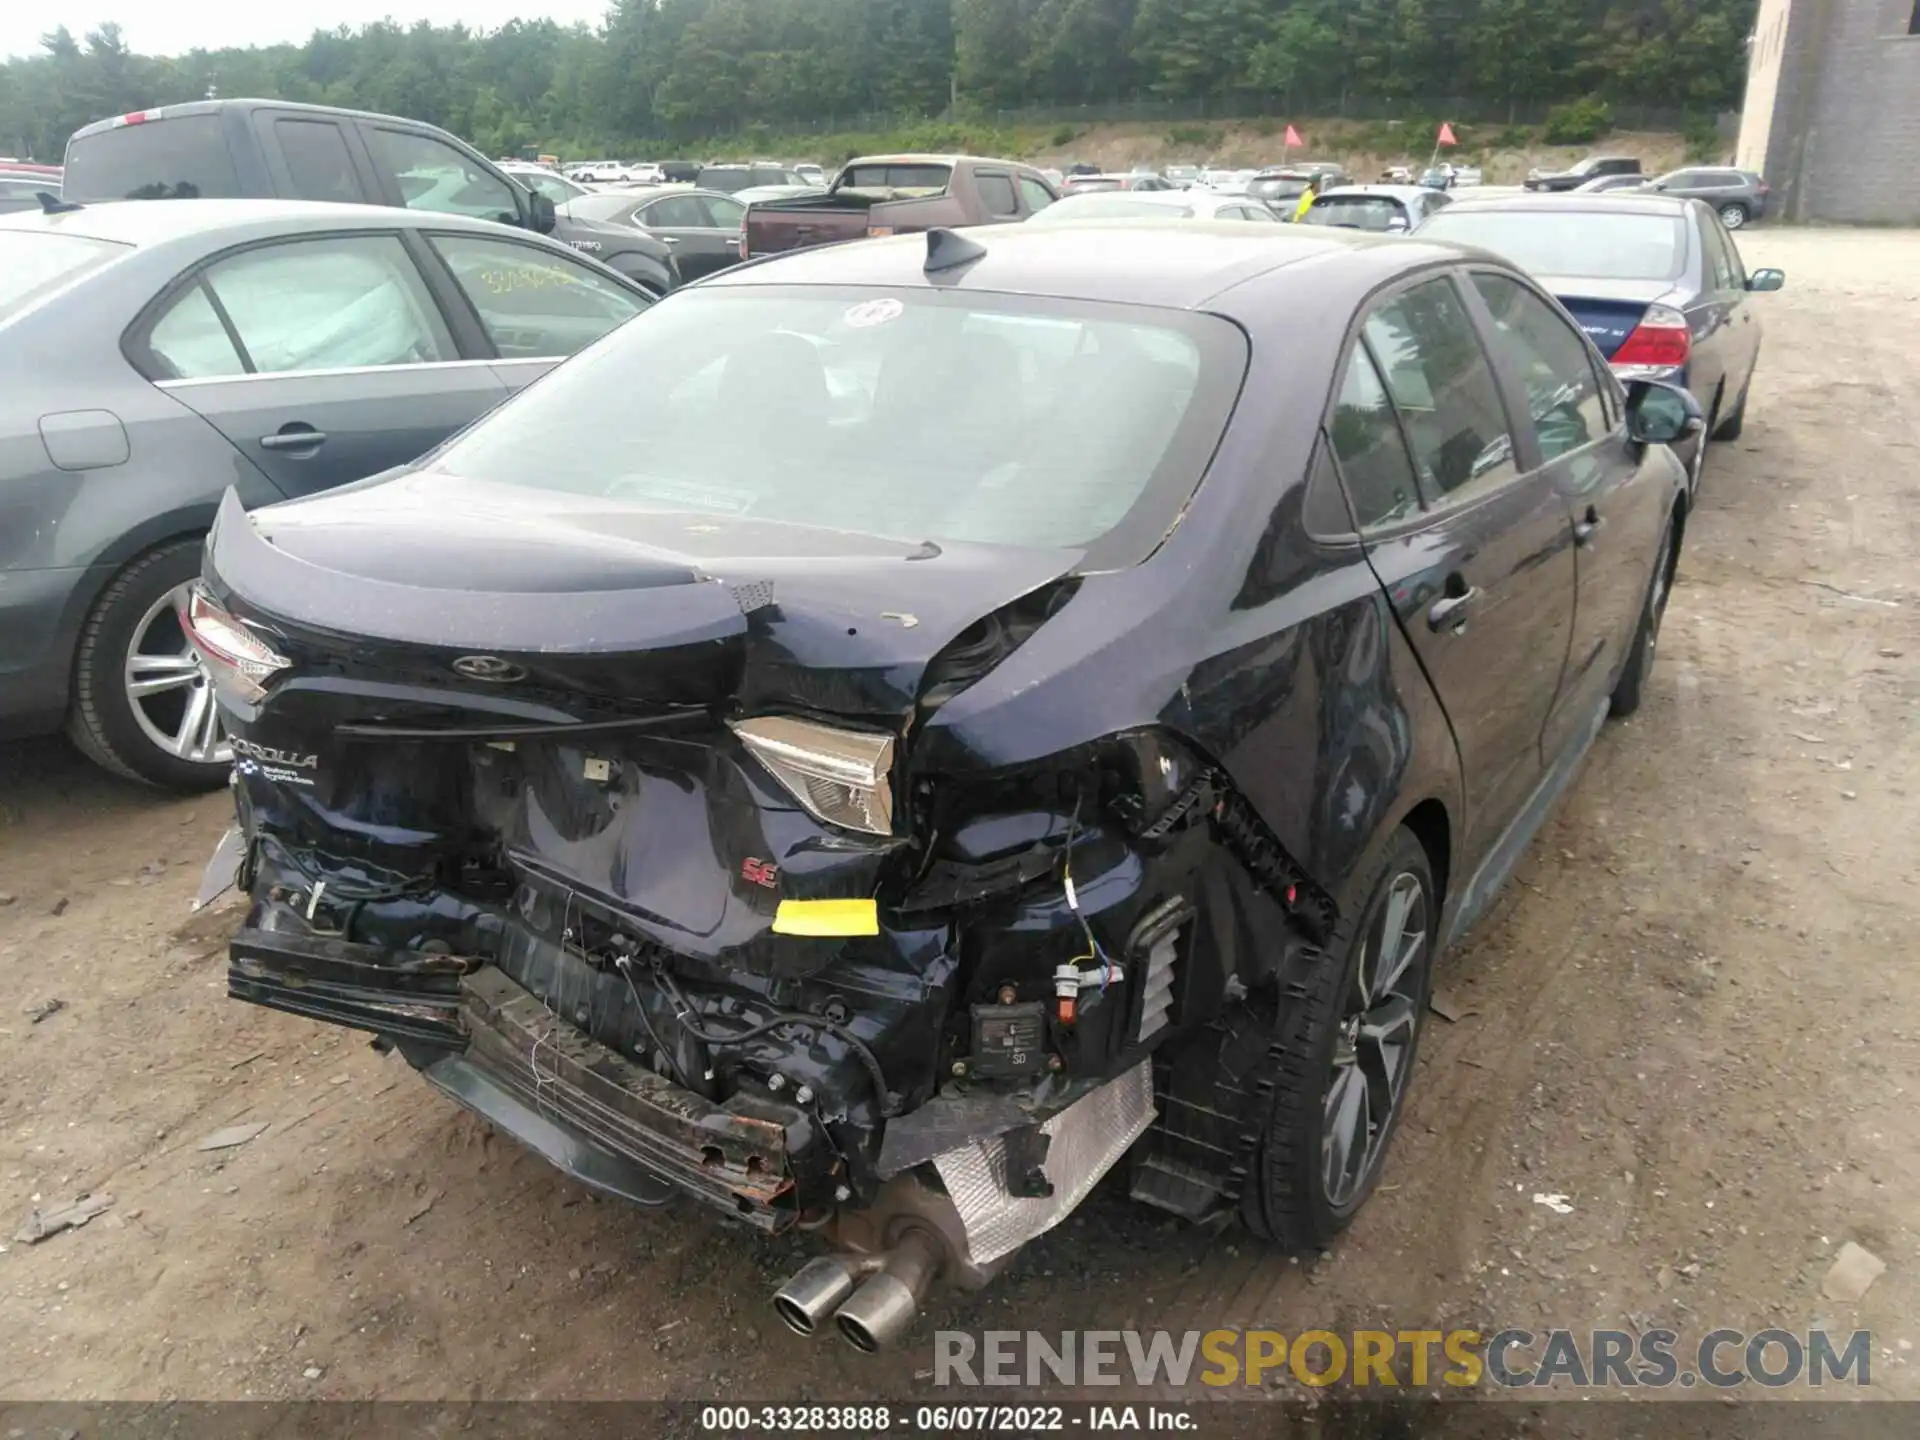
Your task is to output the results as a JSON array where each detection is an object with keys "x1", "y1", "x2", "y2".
[{"x1": 229, "y1": 931, "x2": 805, "y2": 1228}]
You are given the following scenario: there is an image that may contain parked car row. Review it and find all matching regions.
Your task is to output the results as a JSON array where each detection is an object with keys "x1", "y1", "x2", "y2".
[{"x1": 1532, "y1": 155, "x2": 1770, "y2": 229}]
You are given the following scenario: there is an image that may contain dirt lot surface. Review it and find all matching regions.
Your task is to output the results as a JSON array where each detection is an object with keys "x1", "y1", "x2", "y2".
[{"x1": 1, "y1": 227, "x2": 1916, "y2": 1409}]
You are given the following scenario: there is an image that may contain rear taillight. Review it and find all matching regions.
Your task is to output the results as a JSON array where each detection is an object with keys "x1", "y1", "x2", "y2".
[
  {"x1": 182, "y1": 586, "x2": 289, "y2": 704},
  {"x1": 866, "y1": 225, "x2": 895, "y2": 238},
  {"x1": 1610, "y1": 304, "x2": 1691, "y2": 379},
  {"x1": 112, "y1": 108, "x2": 163, "y2": 127}
]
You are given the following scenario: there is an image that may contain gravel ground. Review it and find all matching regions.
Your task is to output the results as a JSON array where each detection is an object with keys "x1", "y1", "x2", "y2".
[{"x1": 0, "y1": 225, "x2": 1915, "y2": 1408}]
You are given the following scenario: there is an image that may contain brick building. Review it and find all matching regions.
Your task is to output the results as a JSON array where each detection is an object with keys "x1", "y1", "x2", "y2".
[{"x1": 1736, "y1": 0, "x2": 1920, "y2": 223}]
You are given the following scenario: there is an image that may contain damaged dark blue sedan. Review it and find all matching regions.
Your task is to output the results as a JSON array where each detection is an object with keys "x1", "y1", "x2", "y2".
[{"x1": 194, "y1": 220, "x2": 1701, "y2": 1351}]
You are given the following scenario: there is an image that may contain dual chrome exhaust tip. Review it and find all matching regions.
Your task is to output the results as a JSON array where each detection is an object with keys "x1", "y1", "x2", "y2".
[{"x1": 772, "y1": 1230, "x2": 942, "y2": 1352}]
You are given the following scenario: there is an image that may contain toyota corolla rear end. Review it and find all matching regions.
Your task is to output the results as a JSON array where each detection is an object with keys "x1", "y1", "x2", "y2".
[{"x1": 192, "y1": 263, "x2": 1276, "y2": 1349}]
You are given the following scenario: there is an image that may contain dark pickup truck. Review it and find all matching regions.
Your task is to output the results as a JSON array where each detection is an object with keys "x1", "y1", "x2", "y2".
[
  {"x1": 741, "y1": 153, "x2": 1058, "y2": 259},
  {"x1": 1523, "y1": 154, "x2": 1644, "y2": 193},
  {"x1": 62, "y1": 99, "x2": 679, "y2": 295}
]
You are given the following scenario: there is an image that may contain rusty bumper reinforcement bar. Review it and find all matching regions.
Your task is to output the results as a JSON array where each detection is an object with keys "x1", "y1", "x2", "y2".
[
  {"x1": 228, "y1": 928, "x2": 468, "y2": 1047},
  {"x1": 418, "y1": 968, "x2": 798, "y2": 1228}
]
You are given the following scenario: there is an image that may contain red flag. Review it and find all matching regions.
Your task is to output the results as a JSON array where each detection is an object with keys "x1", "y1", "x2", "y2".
[
  {"x1": 1283, "y1": 124, "x2": 1304, "y2": 148},
  {"x1": 1437, "y1": 121, "x2": 1458, "y2": 147}
]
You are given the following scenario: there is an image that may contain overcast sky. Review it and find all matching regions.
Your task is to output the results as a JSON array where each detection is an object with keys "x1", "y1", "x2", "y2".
[{"x1": 4, "y1": 1, "x2": 610, "y2": 61}]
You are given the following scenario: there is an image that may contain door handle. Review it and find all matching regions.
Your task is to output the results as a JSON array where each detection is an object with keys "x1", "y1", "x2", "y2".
[
  {"x1": 1426, "y1": 586, "x2": 1479, "y2": 633},
  {"x1": 657, "y1": 235, "x2": 679, "y2": 245},
  {"x1": 259, "y1": 425, "x2": 326, "y2": 452},
  {"x1": 1575, "y1": 507, "x2": 1605, "y2": 547}
]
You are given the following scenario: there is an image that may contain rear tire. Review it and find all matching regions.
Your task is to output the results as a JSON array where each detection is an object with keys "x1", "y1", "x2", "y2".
[
  {"x1": 1239, "y1": 828, "x2": 1437, "y2": 1252},
  {"x1": 66, "y1": 540, "x2": 231, "y2": 791},
  {"x1": 1610, "y1": 519, "x2": 1677, "y2": 719},
  {"x1": 1718, "y1": 203, "x2": 1749, "y2": 230},
  {"x1": 1713, "y1": 384, "x2": 1748, "y2": 441}
]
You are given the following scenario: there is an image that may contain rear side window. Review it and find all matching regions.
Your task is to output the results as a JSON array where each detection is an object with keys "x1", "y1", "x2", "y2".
[
  {"x1": 430, "y1": 234, "x2": 648, "y2": 360},
  {"x1": 0, "y1": 232, "x2": 128, "y2": 321},
  {"x1": 1363, "y1": 278, "x2": 1517, "y2": 500},
  {"x1": 149, "y1": 235, "x2": 456, "y2": 378},
  {"x1": 368, "y1": 128, "x2": 519, "y2": 225},
  {"x1": 1470, "y1": 273, "x2": 1609, "y2": 463},
  {"x1": 147, "y1": 284, "x2": 245, "y2": 378},
  {"x1": 641, "y1": 194, "x2": 708, "y2": 228},
  {"x1": 275, "y1": 119, "x2": 366, "y2": 204},
  {"x1": 975, "y1": 172, "x2": 1018, "y2": 217},
  {"x1": 1698, "y1": 218, "x2": 1738, "y2": 291},
  {"x1": 1017, "y1": 177, "x2": 1055, "y2": 212},
  {"x1": 63, "y1": 114, "x2": 240, "y2": 201},
  {"x1": 838, "y1": 163, "x2": 951, "y2": 192},
  {"x1": 1329, "y1": 343, "x2": 1421, "y2": 528}
]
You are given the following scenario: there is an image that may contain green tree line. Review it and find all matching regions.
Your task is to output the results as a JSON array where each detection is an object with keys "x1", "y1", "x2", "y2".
[{"x1": 0, "y1": 0, "x2": 1753, "y2": 160}]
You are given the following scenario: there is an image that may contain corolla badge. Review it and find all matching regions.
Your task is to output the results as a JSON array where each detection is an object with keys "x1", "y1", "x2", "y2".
[{"x1": 452, "y1": 655, "x2": 527, "y2": 683}]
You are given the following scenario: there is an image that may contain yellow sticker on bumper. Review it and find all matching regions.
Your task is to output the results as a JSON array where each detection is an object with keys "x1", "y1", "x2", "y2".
[{"x1": 771, "y1": 898, "x2": 879, "y2": 937}]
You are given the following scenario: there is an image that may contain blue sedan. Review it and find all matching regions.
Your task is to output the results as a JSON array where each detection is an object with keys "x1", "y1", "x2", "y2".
[{"x1": 1416, "y1": 193, "x2": 1784, "y2": 493}]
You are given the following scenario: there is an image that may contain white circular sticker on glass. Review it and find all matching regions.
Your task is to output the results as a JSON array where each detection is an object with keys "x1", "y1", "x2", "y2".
[{"x1": 843, "y1": 298, "x2": 904, "y2": 329}]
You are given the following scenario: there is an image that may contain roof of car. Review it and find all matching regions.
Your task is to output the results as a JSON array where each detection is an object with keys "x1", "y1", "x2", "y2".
[
  {"x1": 1316, "y1": 185, "x2": 1433, "y2": 201},
  {"x1": 68, "y1": 96, "x2": 452, "y2": 141},
  {"x1": 842, "y1": 154, "x2": 1028, "y2": 168},
  {"x1": 712, "y1": 219, "x2": 1444, "y2": 310},
  {"x1": 0, "y1": 198, "x2": 539, "y2": 247},
  {"x1": 1435, "y1": 192, "x2": 1696, "y2": 216}
]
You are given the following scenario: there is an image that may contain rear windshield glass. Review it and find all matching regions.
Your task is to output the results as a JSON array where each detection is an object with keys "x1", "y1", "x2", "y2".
[
  {"x1": 63, "y1": 115, "x2": 241, "y2": 201},
  {"x1": 838, "y1": 163, "x2": 951, "y2": 193},
  {"x1": 1248, "y1": 177, "x2": 1308, "y2": 201},
  {"x1": 0, "y1": 231, "x2": 129, "y2": 321},
  {"x1": 1033, "y1": 195, "x2": 1191, "y2": 221},
  {"x1": 426, "y1": 286, "x2": 1247, "y2": 563},
  {"x1": 563, "y1": 192, "x2": 639, "y2": 223},
  {"x1": 1303, "y1": 196, "x2": 1408, "y2": 231},
  {"x1": 1418, "y1": 209, "x2": 1687, "y2": 280}
]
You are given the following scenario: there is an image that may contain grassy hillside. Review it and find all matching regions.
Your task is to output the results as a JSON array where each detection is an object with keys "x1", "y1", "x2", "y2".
[{"x1": 716, "y1": 115, "x2": 1719, "y2": 184}]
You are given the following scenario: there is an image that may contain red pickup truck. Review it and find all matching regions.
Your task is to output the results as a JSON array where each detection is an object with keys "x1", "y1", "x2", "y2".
[{"x1": 741, "y1": 153, "x2": 1058, "y2": 259}]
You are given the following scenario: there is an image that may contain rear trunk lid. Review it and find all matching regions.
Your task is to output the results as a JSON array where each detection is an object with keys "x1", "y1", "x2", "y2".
[
  {"x1": 1537, "y1": 275, "x2": 1677, "y2": 359},
  {"x1": 205, "y1": 479, "x2": 1079, "y2": 970}
]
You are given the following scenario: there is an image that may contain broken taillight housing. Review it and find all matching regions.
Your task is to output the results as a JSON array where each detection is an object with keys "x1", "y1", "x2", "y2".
[
  {"x1": 181, "y1": 585, "x2": 289, "y2": 704},
  {"x1": 730, "y1": 716, "x2": 895, "y2": 836}
]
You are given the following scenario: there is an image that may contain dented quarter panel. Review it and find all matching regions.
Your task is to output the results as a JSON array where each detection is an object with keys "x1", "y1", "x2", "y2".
[{"x1": 915, "y1": 252, "x2": 1466, "y2": 911}]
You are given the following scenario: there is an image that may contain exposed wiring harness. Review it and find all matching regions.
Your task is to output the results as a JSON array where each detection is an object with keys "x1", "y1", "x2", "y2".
[
  {"x1": 255, "y1": 830, "x2": 433, "y2": 904},
  {"x1": 1060, "y1": 794, "x2": 1115, "y2": 992},
  {"x1": 615, "y1": 952, "x2": 899, "y2": 1117}
]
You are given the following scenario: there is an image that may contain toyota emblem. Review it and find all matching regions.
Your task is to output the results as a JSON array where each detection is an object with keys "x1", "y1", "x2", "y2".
[{"x1": 451, "y1": 655, "x2": 527, "y2": 683}]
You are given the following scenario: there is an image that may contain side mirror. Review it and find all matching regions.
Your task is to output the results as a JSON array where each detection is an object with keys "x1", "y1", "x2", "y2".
[
  {"x1": 1747, "y1": 268, "x2": 1786, "y2": 292},
  {"x1": 1625, "y1": 379, "x2": 1705, "y2": 445},
  {"x1": 526, "y1": 189, "x2": 557, "y2": 234},
  {"x1": 1386, "y1": 215, "x2": 1409, "y2": 232}
]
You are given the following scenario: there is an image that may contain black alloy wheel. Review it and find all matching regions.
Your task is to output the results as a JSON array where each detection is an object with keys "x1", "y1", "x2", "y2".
[{"x1": 1240, "y1": 826, "x2": 1437, "y2": 1251}]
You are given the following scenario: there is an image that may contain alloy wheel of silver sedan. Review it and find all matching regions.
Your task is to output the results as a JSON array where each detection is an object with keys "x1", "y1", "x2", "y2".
[
  {"x1": 125, "y1": 581, "x2": 229, "y2": 765},
  {"x1": 1322, "y1": 870, "x2": 1430, "y2": 1207}
]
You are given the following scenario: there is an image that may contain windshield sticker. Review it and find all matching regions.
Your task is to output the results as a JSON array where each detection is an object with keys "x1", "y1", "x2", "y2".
[{"x1": 843, "y1": 298, "x2": 904, "y2": 329}]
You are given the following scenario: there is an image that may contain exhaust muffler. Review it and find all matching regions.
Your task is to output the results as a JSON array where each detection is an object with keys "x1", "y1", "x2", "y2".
[{"x1": 831, "y1": 1229, "x2": 942, "y2": 1353}]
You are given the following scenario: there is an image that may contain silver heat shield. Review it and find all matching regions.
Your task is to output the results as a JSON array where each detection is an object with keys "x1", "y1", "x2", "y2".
[{"x1": 930, "y1": 1060, "x2": 1156, "y2": 1266}]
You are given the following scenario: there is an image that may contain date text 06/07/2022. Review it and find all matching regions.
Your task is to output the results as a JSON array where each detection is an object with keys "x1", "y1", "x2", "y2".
[{"x1": 698, "y1": 1404, "x2": 1197, "y2": 1431}]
